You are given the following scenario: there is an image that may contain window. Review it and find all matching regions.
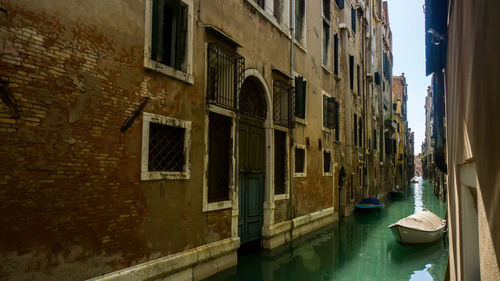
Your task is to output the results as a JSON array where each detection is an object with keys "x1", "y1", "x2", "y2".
[
  {"x1": 334, "y1": 100, "x2": 339, "y2": 141},
  {"x1": 144, "y1": 0, "x2": 193, "y2": 83},
  {"x1": 322, "y1": 0, "x2": 331, "y2": 67},
  {"x1": 349, "y1": 55, "x2": 354, "y2": 91},
  {"x1": 397, "y1": 122, "x2": 400, "y2": 132},
  {"x1": 333, "y1": 34, "x2": 339, "y2": 75},
  {"x1": 295, "y1": 0, "x2": 305, "y2": 43},
  {"x1": 373, "y1": 129, "x2": 377, "y2": 150},
  {"x1": 323, "y1": 150, "x2": 332, "y2": 175},
  {"x1": 358, "y1": 117, "x2": 363, "y2": 148},
  {"x1": 323, "y1": 94, "x2": 336, "y2": 130},
  {"x1": 353, "y1": 113, "x2": 358, "y2": 146},
  {"x1": 351, "y1": 6, "x2": 356, "y2": 34},
  {"x1": 253, "y1": 0, "x2": 265, "y2": 9},
  {"x1": 294, "y1": 146, "x2": 306, "y2": 176},
  {"x1": 350, "y1": 174, "x2": 354, "y2": 200},
  {"x1": 141, "y1": 112, "x2": 191, "y2": 180},
  {"x1": 295, "y1": 76, "x2": 306, "y2": 119},
  {"x1": 207, "y1": 112, "x2": 232, "y2": 203},
  {"x1": 334, "y1": 0, "x2": 344, "y2": 9},
  {"x1": 393, "y1": 103, "x2": 397, "y2": 111},
  {"x1": 274, "y1": 130, "x2": 287, "y2": 195},
  {"x1": 207, "y1": 43, "x2": 245, "y2": 111},
  {"x1": 273, "y1": 80, "x2": 294, "y2": 128},
  {"x1": 357, "y1": 64, "x2": 360, "y2": 94}
]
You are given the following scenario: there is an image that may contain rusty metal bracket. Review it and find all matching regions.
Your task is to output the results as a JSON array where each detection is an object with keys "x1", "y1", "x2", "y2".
[
  {"x1": 0, "y1": 83, "x2": 20, "y2": 119},
  {"x1": 120, "y1": 97, "x2": 150, "y2": 132}
]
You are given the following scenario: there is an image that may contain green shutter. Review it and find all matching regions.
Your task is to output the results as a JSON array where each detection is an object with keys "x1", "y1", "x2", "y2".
[
  {"x1": 295, "y1": 77, "x2": 305, "y2": 119},
  {"x1": 152, "y1": 0, "x2": 165, "y2": 62}
]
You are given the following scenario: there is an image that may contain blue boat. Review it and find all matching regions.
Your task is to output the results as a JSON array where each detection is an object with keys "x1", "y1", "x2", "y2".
[{"x1": 355, "y1": 197, "x2": 384, "y2": 210}]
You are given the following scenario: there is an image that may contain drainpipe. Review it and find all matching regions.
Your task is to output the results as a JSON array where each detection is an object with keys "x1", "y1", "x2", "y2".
[{"x1": 288, "y1": 0, "x2": 295, "y2": 243}]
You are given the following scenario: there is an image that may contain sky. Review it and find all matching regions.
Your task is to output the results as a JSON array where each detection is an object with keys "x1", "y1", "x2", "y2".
[{"x1": 387, "y1": 0, "x2": 430, "y2": 155}]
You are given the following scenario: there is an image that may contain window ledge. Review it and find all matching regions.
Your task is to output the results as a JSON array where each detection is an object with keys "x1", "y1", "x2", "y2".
[
  {"x1": 322, "y1": 64, "x2": 333, "y2": 75},
  {"x1": 322, "y1": 127, "x2": 333, "y2": 133},
  {"x1": 293, "y1": 172, "x2": 307, "y2": 178},
  {"x1": 295, "y1": 117, "x2": 307, "y2": 126},
  {"x1": 141, "y1": 171, "x2": 190, "y2": 181},
  {"x1": 244, "y1": 0, "x2": 291, "y2": 39},
  {"x1": 294, "y1": 40, "x2": 307, "y2": 53},
  {"x1": 322, "y1": 172, "x2": 333, "y2": 177},
  {"x1": 334, "y1": 74, "x2": 341, "y2": 81},
  {"x1": 144, "y1": 58, "x2": 194, "y2": 84},
  {"x1": 274, "y1": 193, "x2": 290, "y2": 201},
  {"x1": 203, "y1": 200, "x2": 232, "y2": 212}
]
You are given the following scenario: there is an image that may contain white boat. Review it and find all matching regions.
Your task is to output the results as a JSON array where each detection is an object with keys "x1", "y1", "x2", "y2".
[
  {"x1": 410, "y1": 177, "x2": 419, "y2": 183},
  {"x1": 388, "y1": 209, "x2": 446, "y2": 244}
]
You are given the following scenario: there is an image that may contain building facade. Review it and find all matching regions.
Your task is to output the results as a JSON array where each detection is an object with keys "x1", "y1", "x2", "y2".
[
  {"x1": 425, "y1": 0, "x2": 500, "y2": 280},
  {"x1": 0, "y1": 0, "x2": 407, "y2": 280}
]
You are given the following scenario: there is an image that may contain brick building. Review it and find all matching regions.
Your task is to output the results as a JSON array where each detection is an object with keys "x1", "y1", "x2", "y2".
[{"x1": 0, "y1": 0, "x2": 401, "y2": 280}]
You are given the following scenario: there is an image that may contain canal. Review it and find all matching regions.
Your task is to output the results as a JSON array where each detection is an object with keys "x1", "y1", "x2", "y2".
[{"x1": 205, "y1": 180, "x2": 448, "y2": 281}]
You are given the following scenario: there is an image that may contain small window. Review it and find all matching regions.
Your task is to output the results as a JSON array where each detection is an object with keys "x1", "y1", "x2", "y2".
[
  {"x1": 353, "y1": 113, "x2": 358, "y2": 146},
  {"x1": 393, "y1": 103, "x2": 397, "y2": 111},
  {"x1": 323, "y1": 94, "x2": 336, "y2": 130},
  {"x1": 253, "y1": 0, "x2": 265, "y2": 9},
  {"x1": 349, "y1": 56, "x2": 354, "y2": 91},
  {"x1": 294, "y1": 147, "x2": 306, "y2": 175},
  {"x1": 333, "y1": 34, "x2": 339, "y2": 75},
  {"x1": 373, "y1": 129, "x2": 377, "y2": 150},
  {"x1": 141, "y1": 113, "x2": 191, "y2": 180},
  {"x1": 351, "y1": 6, "x2": 356, "y2": 34},
  {"x1": 357, "y1": 64, "x2": 360, "y2": 95},
  {"x1": 151, "y1": 0, "x2": 189, "y2": 71},
  {"x1": 274, "y1": 130, "x2": 287, "y2": 194},
  {"x1": 334, "y1": 0, "x2": 344, "y2": 9},
  {"x1": 323, "y1": 150, "x2": 332, "y2": 175},
  {"x1": 207, "y1": 112, "x2": 232, "y2": 203},
  {"x1": 295, "y1": 0, "x2": 305, "y2": 43},
  {"x1": 295, "y1": 76, "x2": 306, "y2": 119},
  {"x1": 350, "y1": 174, "x2": 354, "y2": 200},
  {"x1": 322, "y1": 0, "x2": 331, "y2": 67}
]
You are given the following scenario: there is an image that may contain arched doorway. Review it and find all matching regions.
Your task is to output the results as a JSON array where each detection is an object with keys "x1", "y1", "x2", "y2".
[{"x1": 238, "y1": 76, "x2": 267, "y2": 245}]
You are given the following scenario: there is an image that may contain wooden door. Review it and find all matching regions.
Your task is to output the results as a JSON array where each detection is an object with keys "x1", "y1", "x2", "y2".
[{"x1": 238, "y1": 115, "x2": 265, "y2": 244}]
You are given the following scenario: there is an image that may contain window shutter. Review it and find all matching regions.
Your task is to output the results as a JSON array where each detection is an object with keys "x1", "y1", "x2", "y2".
[
  {"x1": 152, "y1": 0, "x2": 165, "y2": 62},
  {"x1": 295, "y1": 77, "x2": 305, "y2": 119},
  {"x1": 351, "y1": 7, "x2": 356, "y2": 33},
  {"x1": 174, "y1": 0, "x2": 187, "y2": 70},
  {"x1": 327, "y1": 97, "x2": 335, "y2": 129},
  {"x1": 334, "y1": 100, "x2": 339, "y2": 140},
  {"x1": 334, "y1": 34, "x2": 339, "y2": 75},
  {"x1": 354, "y1": 114, "x2": 357, "y2": 146}
]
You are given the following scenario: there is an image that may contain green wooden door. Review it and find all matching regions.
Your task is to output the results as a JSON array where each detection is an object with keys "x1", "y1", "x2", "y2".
[{"x1": 238, "y1": 116, "x2": 265, "y2": 244}]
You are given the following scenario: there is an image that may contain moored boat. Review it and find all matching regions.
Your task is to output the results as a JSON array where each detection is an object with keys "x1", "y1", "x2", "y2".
[
  {"x1": 410, "y1": 177, "x2": 419, "y2": 183},
  {"x1": 388, "y1": 209, "x2": 446, "y2": 244},
  {"x1": 355, "y1": 197, "x2": 384, "y2": 210}
]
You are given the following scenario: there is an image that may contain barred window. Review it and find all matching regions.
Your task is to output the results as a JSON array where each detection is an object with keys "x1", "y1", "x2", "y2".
[
  {"x1": 141, "y1": 113, "x2": 191, "y2": 181},
  {"x1": 323, "y1": 150, "x2": 332, "y2": 174},
  {"x1": 207, "y1": 43, "x2": 245, "y2": 111},
  {"x1": 294, "y1": 147, "x2": 306, "y2": 174},
  {"x1": 323, "y1": 95, "x2": 336, "y2": 129},
  {"x1": 148, "y1": 123, "x2": 185, "y2": 171},
  {"x1": 208, "y1": 112, "x2": 232, "y2": 203}
]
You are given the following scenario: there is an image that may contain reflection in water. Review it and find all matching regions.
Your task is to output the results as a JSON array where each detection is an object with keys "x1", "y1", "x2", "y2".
[
  {"x1": 414, "y1": 179, "x2": 424, "y2": 213},
  {"x1": 205, "y1": 180, "x2": 448, "y2": 281}
]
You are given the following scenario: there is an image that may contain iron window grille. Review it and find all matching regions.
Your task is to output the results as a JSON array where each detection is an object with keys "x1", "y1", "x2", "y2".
[
  {"x1": 207, "y1": 43, "x2": 245, "y2": 111},
  {"x1": 295, "y1": 147, "x2": 305, "y2": 173},
  {"x1": 148, "y1": 123, "x2": 186, "y2": 172},
  {"x1": 323, "y1": 150, "x2": 332, "y2": 174},
  {"x1": 273, "y1": 80, "x2": 295, "y2": 128},
  {"x1": 207, "y1": 112, "x2": 232, "y2": 203},
  {"x1": 274, "y1": 130, "x2": 287, "y2": 195}
]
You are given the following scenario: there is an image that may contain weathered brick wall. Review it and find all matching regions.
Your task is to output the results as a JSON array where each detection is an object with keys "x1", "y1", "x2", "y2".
[{"x1": 0, "y1": 1, "x2": 231, "y2": 280}]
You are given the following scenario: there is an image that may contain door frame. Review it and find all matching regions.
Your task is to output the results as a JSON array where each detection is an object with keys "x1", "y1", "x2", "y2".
[{"x1": 232, "y1": 69, "x2": 274, "y2": 244}]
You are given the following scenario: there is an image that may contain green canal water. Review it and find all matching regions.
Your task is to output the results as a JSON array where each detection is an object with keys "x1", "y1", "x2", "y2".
[{"x1": 205, "y1": 180, "x2": 448, "y2": 281}]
